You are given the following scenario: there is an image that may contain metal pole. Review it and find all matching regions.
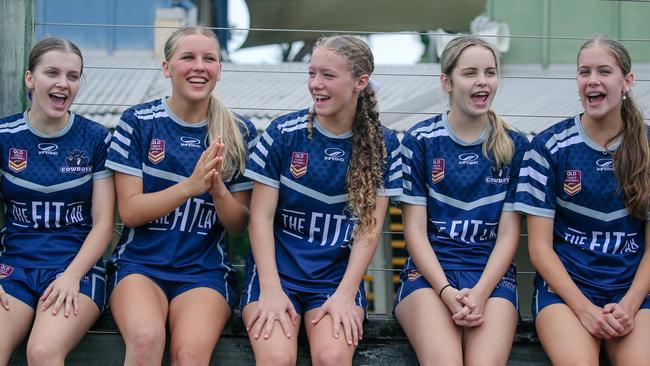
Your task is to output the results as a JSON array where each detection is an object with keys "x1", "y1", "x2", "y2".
[{"x1": 0, "y1": 0, "x2": 35, "y2": 116}]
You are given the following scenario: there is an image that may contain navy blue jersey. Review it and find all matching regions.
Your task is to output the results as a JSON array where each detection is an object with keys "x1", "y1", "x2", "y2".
[
  {"x1": 400, "y1": 113, "x2": 528, "y2": 271},
  {"x1": 106, "y1": 98, "x2": 257, "y2": 280},
  {"x1": 514, "y1": 115, "x2": 647, "y2": 292},
  {"x1": 0, "y1": 111, "x2": 112, "y2": 268},
  {"x1": 245, "y1": 109, "x2": 402, "y2": 292}
]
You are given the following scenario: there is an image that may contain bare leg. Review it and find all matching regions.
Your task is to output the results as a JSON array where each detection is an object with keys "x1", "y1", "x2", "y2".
[
  {"x1": 242, "y1": 301, "x2": 301, "y2": 366},
  {"x1": 395, "y1": 288, "x2": 463, "y2": 366},
  {"x1": 26, "y1": 294, "x2": 100, "y2": 366},
  {"x1": 168, "y1": 287, "x2": 231, "y2": 366},
  {"x1": 536, "y1": 304, "x2": 601, "y2": 366},
  {"x1": 462, "y1": 298, "x2": 518, "y2": 366},
  {"x1": 303, "y1": 306, "x2": 365, "y2": 366},
  {"x1": 110, "y1": 274, "x2": 169, "y2": 366},
  {"x1": 0, "y1": 295, "x2": 34, "y2": 365}
]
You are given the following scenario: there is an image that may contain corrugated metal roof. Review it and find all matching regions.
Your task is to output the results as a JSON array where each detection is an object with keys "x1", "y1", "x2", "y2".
[{"x1": 72, "y1": 55, "x2": 650, "y2": 136}]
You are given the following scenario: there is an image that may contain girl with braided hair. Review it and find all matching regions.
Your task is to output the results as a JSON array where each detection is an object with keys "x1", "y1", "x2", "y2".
[
  {"x1": 241, "y1": 35, "x2": 402, "y2": 364},
  {"x1": 394, "y1": 36, "x2": 529, "y2": 365}
]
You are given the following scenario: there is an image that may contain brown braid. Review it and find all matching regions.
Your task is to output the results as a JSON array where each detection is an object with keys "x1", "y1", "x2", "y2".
[{"x1": 310, "y1": 35, "x2": 386, "y2": 235}]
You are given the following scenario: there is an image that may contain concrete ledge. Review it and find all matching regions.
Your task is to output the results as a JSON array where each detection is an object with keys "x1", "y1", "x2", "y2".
[{"x1": 9, "y1": 311, "x2": 565, "y2": 365}]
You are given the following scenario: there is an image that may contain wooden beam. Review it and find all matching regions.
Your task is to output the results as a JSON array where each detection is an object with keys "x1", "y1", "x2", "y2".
[{"x1": 0, "y1": 0, "x2": 34, "y2": 116}]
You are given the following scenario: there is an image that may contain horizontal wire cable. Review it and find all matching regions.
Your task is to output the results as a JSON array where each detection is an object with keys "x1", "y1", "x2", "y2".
[
  {"x1": 82, "y1": 65, "x2": 650, "y2": 83},
  {"x1": 34, "y1": 21, "x2": 650, "y2": 43}
]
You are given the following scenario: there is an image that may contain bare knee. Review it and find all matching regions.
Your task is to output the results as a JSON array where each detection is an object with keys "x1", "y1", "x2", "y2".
[
  {"x1": 172, "y1": 345, "x2": 213, "y2": 366},
  {"x1": 312, "y1": 346, "x2": 351, "y2": 366},
  {"x1": 126, "y1": 325, "x2": 166, "y2": 360},
  {"x1": 27, "y1": 340, "x2": 65, "y2": 366},
  {"x1": 258, "y1": 349, "x2": 294, "y2": 366}
]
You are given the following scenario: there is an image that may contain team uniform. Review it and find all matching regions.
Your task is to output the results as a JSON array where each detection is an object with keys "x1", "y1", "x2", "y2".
[
  {"x1": 395, "y1": 112, "x2": 528, "y2": 310},
  {"x1": 0, "y1": 111, "x2": 112, "y2": 310},
  {"x1": 513, "y1": 115, "x2": 650, "y2": 317},
  {"x1": 105, "y1": 98, "x2": 257, "y2": 308},
  {"x1": 240, "y1": 109, "x2": 403, "y2": 314}
]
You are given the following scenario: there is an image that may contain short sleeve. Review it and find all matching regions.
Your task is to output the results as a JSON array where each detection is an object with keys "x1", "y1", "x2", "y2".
[
  {"x1": 398, "y1": 129, "x2": 428, "y2": 206},
  {"x1": 227, "y1": 117, "x2": 259, "y2": 192},
  {"x1": 378, "y1": 129, "x2": 402, "y2": 197},
  {"x1": 244, "y1": 118, "x2": 285, "y2": 188},
  {"x1": 105, "y1": 110, "x2": 144, "y2": 177},
  {"x1": 513, "y1": 135, "x2": 557, "y2": 218},
  {"x1": 92, "y1": 128, "x2": 113, "y2": 180}
]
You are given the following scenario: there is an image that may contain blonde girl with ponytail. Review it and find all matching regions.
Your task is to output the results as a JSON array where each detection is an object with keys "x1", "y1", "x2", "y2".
[
  {"x1": 105, "y1": 26, "x2": 257, "y2": 365},
  {"x1": 395, "y1": 36, "x2": 529, "y2": 365}
]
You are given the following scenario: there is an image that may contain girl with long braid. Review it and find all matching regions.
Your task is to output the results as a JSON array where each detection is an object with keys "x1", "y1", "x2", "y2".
[
  {"x1": 515, "y1": 36, "x2": 650, "y2": 365},
  {"x1": 241, "y1": 35, "x2": 402, "y2": 365}
]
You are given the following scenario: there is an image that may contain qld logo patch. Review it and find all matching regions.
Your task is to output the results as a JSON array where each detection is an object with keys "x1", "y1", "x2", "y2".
[
  {"x1": 564, "y1": 170, "x2": 582, "y2": 196},
  {"x1": 431, "y1": 158, "x2": 445, "y2": 184},
  {"x1": 8, "y1": 148, "x2": 27, "y2": 173},
  {"x1": 148, "y1": 138, "x2": 166, "y2": 164},
  {"x1": 290, "y1": 152, "x2": 308, "y2": 178},
  {"x1": 407, "y1": 269, "x2": 422, "y2": 281},
  {"x1": 0, "y1": 263, "x2": 14, "y2": 279}
]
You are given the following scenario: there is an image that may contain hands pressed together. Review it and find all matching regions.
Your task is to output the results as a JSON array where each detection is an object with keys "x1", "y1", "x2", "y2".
[
  {"x1": 185, "y1": 137, "x2": 227, "y2": 199},
  {"x1": 440, "y1": 285, "x2": 487, "y2": 328}
]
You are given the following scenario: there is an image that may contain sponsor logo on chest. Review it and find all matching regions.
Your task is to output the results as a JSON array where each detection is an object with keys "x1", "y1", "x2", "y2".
[
  {"x1": 324, "y1": 147, "x2": 345, "y2": 162},
  {"x1": 458, "y1": 152, "x2": 479, "y2": 165},
  {"x1": 563, "y1": 170, "x2": 582, "y2": 196},
  {"x1": 596, "y1": 158, "x2": 613, "y2": 172},
  {"x1": 431, "y1": 158, "x2": 445, "y2": 184},
  {"x1": 148, "y1": 138, "x2": 166, "y2": 164},
  {"x1": 290, "y1": 152, "x2": 308, "y2": 178},
  {"x1": 180, "y1": 136, "x2": 202, "y2": 148},
  {"x1": 38, "y1": 143, "x2": 58, "y2": 155},
  {"x1": 61, "y1": 150, "x2": 92, "y2": 174},
  {"x1": 8, "y1": 148, "x2": 28, "y2": 173},
  {"x1": 485, "y1": 166, "x2": 510, "y2": 185}
]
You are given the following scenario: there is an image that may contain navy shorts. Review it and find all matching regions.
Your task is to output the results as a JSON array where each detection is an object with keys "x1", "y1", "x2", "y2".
[
  {"x1": 108, "y1": 262, "x2": 236, "y2": 309},
  {"x1": 239, "y1": 264, "x2": 367, "y2": 316},
  {"x1": 532, "y1": 274, "x2": 650, "y2": 318},
  {"x1": 394, "y1": 265, "x2": 519, "y2": 312},
  {"x1": 0, "y1": 261, "x2": 106, "y2": 311}
]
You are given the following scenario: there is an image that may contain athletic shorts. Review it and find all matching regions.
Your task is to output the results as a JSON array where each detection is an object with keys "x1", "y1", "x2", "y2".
[
  {"x1": 239, "y1": 264, "x2": 367, "y2": 316},
  {"x1": 532, "y1": 274, "x2": 650, "y2": 318},
  {"x1": 107, "y1": 262, "x2": 236, "y2": 309},
  {"x1": 394, "y1": 265, "x2": 519, "y2": 312},
  {"x1": 0, "y1": 261, "x2": 106, "y2": 311}
]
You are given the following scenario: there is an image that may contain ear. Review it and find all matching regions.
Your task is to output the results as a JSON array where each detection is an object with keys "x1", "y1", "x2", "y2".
[
  {"x1": 24, "y1": 70, "x2": 34, "y2": 89},
  {"x1": 354, "y1": 74, "x2": 369, "y2": 93},
  {"x1": 440, "y1": 73, "x2": 453, "y2": 93},
  {"x1": 162, "y1": 60, "x2": 171, "y2": 78},
  {"x1": 624, "y1": 71, "x2": 635, "y2": 92}
]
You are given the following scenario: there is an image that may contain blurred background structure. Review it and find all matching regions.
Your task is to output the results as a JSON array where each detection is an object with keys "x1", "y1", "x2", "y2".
[{"x1": 2, "y1": 0, "x2": 650, "y2": 317}]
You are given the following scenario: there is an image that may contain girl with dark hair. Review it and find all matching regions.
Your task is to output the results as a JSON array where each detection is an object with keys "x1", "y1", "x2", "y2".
[
  {"x1": 515, "y1": 36, "x2": 650, "y2": 365},
  {"x1": 0, "y1": 37, "x2": 115, "y2": 365},
  {"x1": 241, "y1": 35, "x2": 402, "y2": 364}
]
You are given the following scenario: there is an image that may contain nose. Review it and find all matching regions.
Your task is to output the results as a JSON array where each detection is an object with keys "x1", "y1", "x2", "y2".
[
  {"x1": 192, "y1": 59, "x2": 206, "y2": 71},
  {"x1": 309, "y1": 74, "x2": 324, "y2": 89},
  {"x1": 55, "y1": 75, "x2": 68, "y2": 89},
  {"x1": 475, "y1": 72, "x2": 487, "y2": 86},
  {"x1": 587, "y1": 73, "x2": 600, "y2": 86}
]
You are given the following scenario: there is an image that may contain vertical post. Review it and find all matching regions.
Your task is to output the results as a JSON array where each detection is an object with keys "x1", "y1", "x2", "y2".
[
  {"x1": 0, "y1": 0, "x2": 35, "y2": 116},
  {"x1": 541, "y1": 0, "x2": 551, "y2": 68}
]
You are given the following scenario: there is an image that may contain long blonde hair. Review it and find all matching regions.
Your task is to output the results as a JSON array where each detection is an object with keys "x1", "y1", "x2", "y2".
[
  {"x1": 164, "y1": 26, "x2": 248, "y2": 180},
  {"x1": 307, "y1": 35, "x2": 386, "y2": 236},
  {"x1": 440, "y1": 36, "x2": 515, "y2": 169},
  {"x1": 579, "y1": 36, "x2": 650, "y2": 219}
]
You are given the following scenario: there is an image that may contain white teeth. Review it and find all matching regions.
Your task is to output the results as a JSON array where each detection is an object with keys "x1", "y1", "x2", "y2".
[
  {"x1": 314, "y1": 95, "x2": 330, "y2": 101},
  {"x1": 587, "y1": 92, "x2": 603, "y2": 97},
  {"x1": 51, "y1": 93, "x2": 66, "y2": 98},
  {"x1": 188, "y1": 77, "x2": 207, "y2": 83}
]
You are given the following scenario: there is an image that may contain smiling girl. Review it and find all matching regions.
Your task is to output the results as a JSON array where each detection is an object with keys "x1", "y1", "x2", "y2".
[
  {"x1": 394, "y1": 36, "x2": 528, "y2": 365},
  {"x1": 105, "y1": 26, "x2": 257, "y2": 365},
  {"x1": 240, "y1": 35, "x2": 402, "y2": 365},
  {"x1": 0, "y1": 37, "x2": 115, "y2": 365},
  {"x1": 515, "y1": 36, "x2": 650, "y2": 365}
]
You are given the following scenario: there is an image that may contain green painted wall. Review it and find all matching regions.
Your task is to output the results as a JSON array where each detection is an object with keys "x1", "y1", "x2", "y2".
[{"x1": 486, "y1": 0, "x2": 650, "y2": 64}]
